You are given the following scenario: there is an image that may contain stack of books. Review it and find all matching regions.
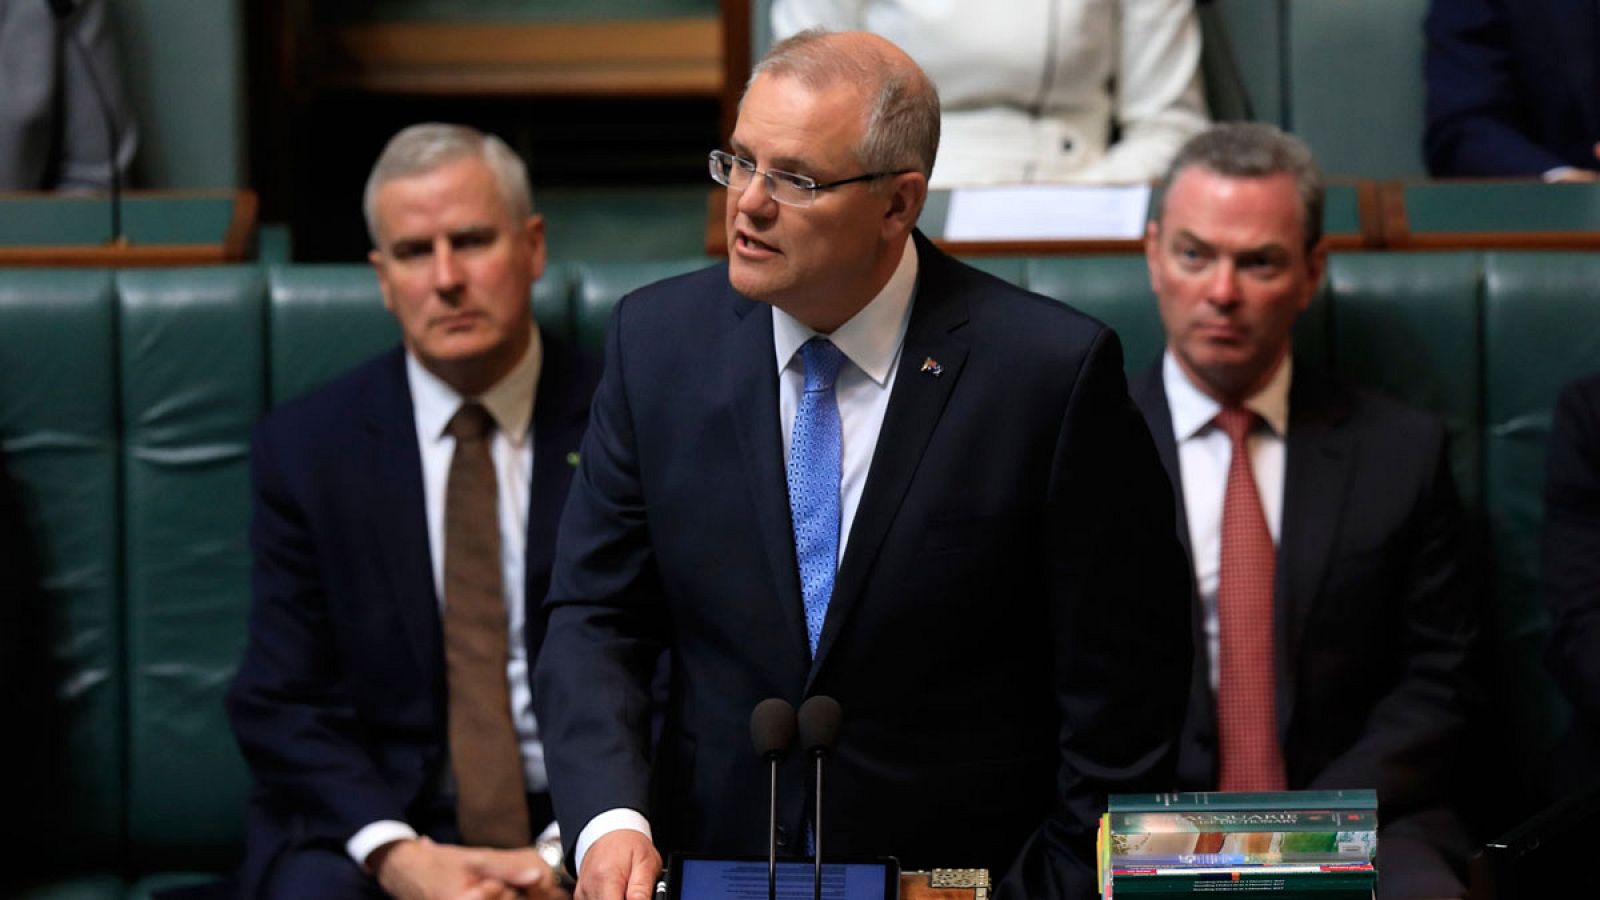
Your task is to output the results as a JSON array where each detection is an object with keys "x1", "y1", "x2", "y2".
[{"x1": 1098, "y1": 790, "x2": 1378, "y2": 898}]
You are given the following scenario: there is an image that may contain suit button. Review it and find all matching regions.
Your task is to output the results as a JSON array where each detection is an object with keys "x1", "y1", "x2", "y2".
[{"x1": 775, "y1": 826, "x2": 789, "y2": 848}]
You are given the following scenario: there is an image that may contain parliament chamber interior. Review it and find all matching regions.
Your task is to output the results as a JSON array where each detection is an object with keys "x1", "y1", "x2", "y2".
[{"x1": 2, "y1": 1, "x2": 1598, "y2": 898}]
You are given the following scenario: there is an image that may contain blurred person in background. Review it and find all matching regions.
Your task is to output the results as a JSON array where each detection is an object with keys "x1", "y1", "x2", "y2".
[
  {"x1": 772, "y1": 0, "x2": 1209, "y2": 188},
  {"x1": 0, "y1": 0, "x2": 138, "y2": 191},
  {"x1": 1424, "y1": 0, "x2": 1600, "y2": 181}
]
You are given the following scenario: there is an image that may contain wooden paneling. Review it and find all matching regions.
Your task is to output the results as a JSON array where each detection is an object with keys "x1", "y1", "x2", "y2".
[{"x1": 319, "y1": 19, "x2": 723, "y2": 97}]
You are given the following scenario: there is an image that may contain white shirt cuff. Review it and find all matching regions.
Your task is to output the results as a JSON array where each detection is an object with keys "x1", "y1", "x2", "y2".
[
  {"x1": 1543, "y1": 166, "x2": 1580, "y2": 182},
  {"x1": 347, "y1": 820, "x2": 421, "y2": 869},
  {"x1": 574, "y1": 809, "x2": 652, "y2": 872},
  {"x1": 538, "y1": 818, "x2": 561, "y2": 843}
]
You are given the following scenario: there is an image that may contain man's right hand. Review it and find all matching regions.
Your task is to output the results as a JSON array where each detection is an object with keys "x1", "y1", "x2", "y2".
[
  {"x1": 372, "y1": 836, "x2": 568, "y2": 900},
  {"x1": 573, "y1": 830, "x2": 661, "y2": 900},
  {"x1": 1547, "y1": 167, "x2": 1600, "y2": 183}
]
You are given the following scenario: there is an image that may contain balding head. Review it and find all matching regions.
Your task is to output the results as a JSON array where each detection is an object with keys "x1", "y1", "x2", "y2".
[{"x1": 749, "y1": 29, "x2": 940, "y2": 181}]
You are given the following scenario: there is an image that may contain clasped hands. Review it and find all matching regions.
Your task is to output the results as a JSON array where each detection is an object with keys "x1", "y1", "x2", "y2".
[{"x1": 372, "y1": 835, "x2": 571, "y2": 900}]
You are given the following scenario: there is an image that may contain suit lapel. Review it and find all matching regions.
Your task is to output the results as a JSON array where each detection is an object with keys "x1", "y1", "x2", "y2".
[
  {"x1": 1276, "y1": 372, "x2": 1354, "y2": 740},
  {"x1": 365, "y1": 350, "x2": 445, "y2": 689},
  {"x1": 1130, "y1": 366, "x2": 1192, "y2": 561},
  {"x1": 523, "y1": 334, "x2": 594, "y2": 663},
  {"x1": 1131, "y1": 363, "x2": 1215, "y2": 781},
  {"x1": 726, "y1": 291, "x2": 813, "y2": 659},
  {"x1": 809, "y1": 237, "x2": 970, "y2": 681}
]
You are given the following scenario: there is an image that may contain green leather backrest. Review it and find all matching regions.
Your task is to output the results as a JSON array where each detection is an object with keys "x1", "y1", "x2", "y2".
[
  {"x1": 1022, "y1": 254, "x2": 1329, "y2": 379},
  {"x1": 1325, "y1": 252, "x2": 1483, "y2": 505},
  {"x1": 1025, "y1": 255, "x2": 1167, "y2": 372},
  {"x1": 0, "y1": 272, "x2": 124, "y2": 874},
  {"x1": 571, "y1": 259, "x2": 713, "y2": 351},
  {"x1": 1287, "y1": 0, "x2": 1428, "y2": 177},
  {"x1": 267, "y1": 265, "x2": 397, "y2": 406},
  {"x1": 110, "y1": 0, "x2": 246, "y2": 188},
  {"x1": 1482, "y1": 252, "x2": 1600, "y2": 769},
  {"x1": 1209, "y1": 0, "x2": 1286, "y2": 127},
  {"x1": 266, "y1": 264, "x2": 579, "y2": 407},
  {"x1": 118, "y1": 268, "x2": 266, "y2": 866}
]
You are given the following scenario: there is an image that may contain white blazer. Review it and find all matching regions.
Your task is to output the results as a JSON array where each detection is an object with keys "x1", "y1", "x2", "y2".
[{"x1": 771, "y1": 0, "x2": 1209, "y2": 187}]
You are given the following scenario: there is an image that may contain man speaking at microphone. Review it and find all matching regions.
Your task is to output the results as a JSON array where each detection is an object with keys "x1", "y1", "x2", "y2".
[{"x1": 535, "y1": 30, "x2": 1193, "y2": 900}]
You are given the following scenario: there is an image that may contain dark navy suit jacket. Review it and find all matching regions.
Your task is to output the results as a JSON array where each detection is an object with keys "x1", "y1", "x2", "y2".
[
  {"x1": 1425, "y1": 0, "x2": 1600, "y2": 176},
  {"x1": 226, "y1": 335, "x2": 598, "y2": 895},
  {"x1": 1132, "y1": 365, "x2": 1478, "y2": 893},
  {"x1": 1542, "y1": 374, "x2": 1600, "y2": 770},
  {"x1": 534, "y1": 234, "x2": 1194, "y2": 899}
]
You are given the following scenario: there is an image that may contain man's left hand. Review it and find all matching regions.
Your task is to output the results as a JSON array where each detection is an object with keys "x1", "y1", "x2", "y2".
[{"x1": 458, "y1": 846, "x2": 571, "y2": 900}]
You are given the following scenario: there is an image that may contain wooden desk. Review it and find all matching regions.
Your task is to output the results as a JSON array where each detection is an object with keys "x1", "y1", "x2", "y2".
[
  {"x1": 317, "y1": 18, "x2": 723, "y2": 98},
  {"x1": 1379, "y1": 179, "x2": 1600, "y2": 250},
  {"x1": 0, "y1": 190, "x2": 257, "y2": 267}
]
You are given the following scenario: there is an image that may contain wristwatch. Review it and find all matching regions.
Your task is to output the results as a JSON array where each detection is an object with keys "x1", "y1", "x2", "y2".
[{"x1": 534, "y1": 833, "x2": 576, "y2": 890}]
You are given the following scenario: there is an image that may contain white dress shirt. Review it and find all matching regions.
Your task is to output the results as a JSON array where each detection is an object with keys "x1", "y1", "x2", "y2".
[
  {"x1": 573, "y1": 241, "x2": 921, "y2": 869},
  {"x1": 348, "y1": 328, "x2": 556, "y2": 865},
  {"x1": 1162, "y1": 350, "x2": 1291, "y2": 692}
]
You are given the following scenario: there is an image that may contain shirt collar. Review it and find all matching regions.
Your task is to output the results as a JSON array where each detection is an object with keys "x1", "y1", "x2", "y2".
[
  {"x1": 1162, "y1": 349, "x2": 1292, "y2": 441},
  {"x1": 407, "y1": 325, "x2": 543, "y2": 444},
  {"x1": 772, "y1": 238, "x2": 919, "y2": 385}
]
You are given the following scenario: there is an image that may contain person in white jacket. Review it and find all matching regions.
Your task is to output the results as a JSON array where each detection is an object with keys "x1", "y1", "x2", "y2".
[{"x1": 772, "y1": 0, "x2": 1209, "y2": 187}]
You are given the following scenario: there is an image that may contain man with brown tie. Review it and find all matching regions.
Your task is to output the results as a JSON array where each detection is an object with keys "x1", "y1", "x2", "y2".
[
  {"x1": 1130, "y1": 123, "x2": 1478, "y2": 899},
  {"x1": 228, "y1": 123, "x2": 596, "y2": 899}
]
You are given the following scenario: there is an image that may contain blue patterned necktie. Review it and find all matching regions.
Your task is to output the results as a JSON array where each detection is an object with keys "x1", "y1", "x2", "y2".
[{"x1": 788, "y1": 338, "x2": 846, "y2": 656}]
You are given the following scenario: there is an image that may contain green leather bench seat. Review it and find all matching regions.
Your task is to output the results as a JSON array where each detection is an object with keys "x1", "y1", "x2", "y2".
[
  {"x1": 537, "y1": 188, "x2": 714, "y2": 265},
  {"x1": 1, "y1": 272, "x2": 123, "y2": 898},
  {"x1": 119, "y1": 270, "x2": 266, "y2": 871},
  {"x1": 1482, "y1": 253, "x2": 1600, "y2": 777},
  {"x1": 1325, "y1": 252, "x2": 1484, "y2": 504},
  {"x1": 1, "y1": 252, "x2": 1591, "y2": 894}
]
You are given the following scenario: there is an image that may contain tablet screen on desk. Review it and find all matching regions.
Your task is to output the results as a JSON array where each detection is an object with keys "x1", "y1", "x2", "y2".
[{"x1": 666, "y1": 855, "x2": 899, "y2": 900}]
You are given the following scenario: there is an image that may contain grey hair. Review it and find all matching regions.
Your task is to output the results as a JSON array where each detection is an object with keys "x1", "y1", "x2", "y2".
[
  {"x1": 1153, "y1": 122, "x2": 1325, "y2": 251},
  {"x1": 362, "y1": 123, "x2": 533, "y2": 246},
  {"x1": 748, "y1": 29, "x2": 940, "y2": 182}
]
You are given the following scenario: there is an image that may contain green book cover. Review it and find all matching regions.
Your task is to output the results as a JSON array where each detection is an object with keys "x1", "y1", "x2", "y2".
[
  {"x1": 1108, "y1": 791, "x2": 1378, "y2": 868},
  {"x1": 1110, "y1": 828, "x2": 1375, "y2": 867}
]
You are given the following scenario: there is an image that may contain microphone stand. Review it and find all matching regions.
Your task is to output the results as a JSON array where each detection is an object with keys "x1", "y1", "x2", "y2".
[
  {"x1": 797, "y1": 696, "x2": 841, "y2": 900},
  {"x1": 813, "y1": 749, "x2": 825, "y2": 900},
  {"x1": 750, "y1": 698, "x2": 797, "y2": 900},
  {"x1": 770, "y1": 752, "x2": 781, "y2": 900}
]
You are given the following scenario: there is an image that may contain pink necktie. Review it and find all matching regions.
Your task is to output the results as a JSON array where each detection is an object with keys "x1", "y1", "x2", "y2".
[{"x1": 1214, "y1": 407, "x2": 1287, "y2": 792}]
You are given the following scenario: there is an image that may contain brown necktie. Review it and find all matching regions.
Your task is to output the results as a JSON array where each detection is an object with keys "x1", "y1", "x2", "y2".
[
  {"x1": 444, "y1": 402, "x2": 531, "y2": 847},
  {"x1": 1214, "y1": 407, "x2": 1287, "y2": 792}
]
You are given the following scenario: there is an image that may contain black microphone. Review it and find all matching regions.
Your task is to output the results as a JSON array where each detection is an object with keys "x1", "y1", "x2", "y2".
[
  {"x1": 751, "y1": 698, "x2": 797, "y2": 900},
  {"x1": 45, "y1": 0, "x2": 126, "y2": 245},
  {"x1": 797, "y1": 696, "x2": 842, "y2": 900}
]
